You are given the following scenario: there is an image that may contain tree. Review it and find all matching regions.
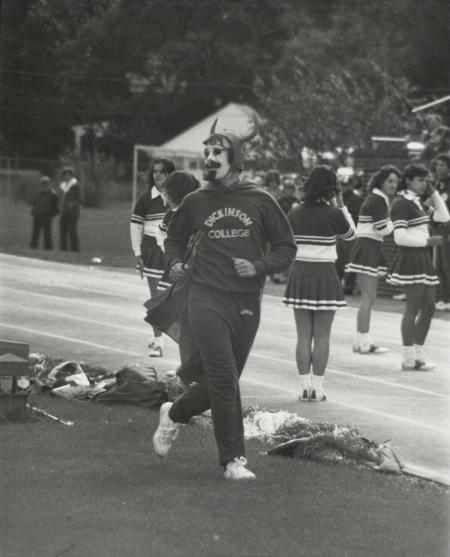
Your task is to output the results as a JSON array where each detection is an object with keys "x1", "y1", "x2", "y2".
[{"x1": 254, "y1": 60, "x2": 411, "y2": 165}]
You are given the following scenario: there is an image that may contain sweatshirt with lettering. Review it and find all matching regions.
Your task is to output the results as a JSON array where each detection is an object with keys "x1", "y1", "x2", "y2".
[{"x1": 165, "y1": 180, "x2": 296, "y2": 294}]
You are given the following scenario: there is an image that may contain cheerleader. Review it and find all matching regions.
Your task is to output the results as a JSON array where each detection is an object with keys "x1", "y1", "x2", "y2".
[
  {"x1": 130, "y1": 158, "x2": 175, "y2": 356},
  {"x1": 156, "y1": 171, "x2": 201, "y2": 292},
  {"x1": 283, "y1": 166, "x2": 355, "y2": 402},
  {"x1": 346, "y1": 165, "x2": 401, "y2": 354},
  {"x1": 387, "y1": 164, "x2": 449, "y2": 370}
]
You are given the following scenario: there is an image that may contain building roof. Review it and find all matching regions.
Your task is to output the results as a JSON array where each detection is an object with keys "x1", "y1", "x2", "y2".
[{"x1": 160, "y1": 102, "x2": 255, "y2": 154}]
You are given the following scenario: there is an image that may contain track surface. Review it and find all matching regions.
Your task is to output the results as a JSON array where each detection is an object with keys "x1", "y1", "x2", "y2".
[{"x1": 1, "y1": 253, "x2": 449, "y2": 483}]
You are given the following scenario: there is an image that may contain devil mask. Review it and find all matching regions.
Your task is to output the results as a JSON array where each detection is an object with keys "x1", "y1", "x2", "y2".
[{"x1": 202, "y1": 112, "x2": 258, "y2": 182}]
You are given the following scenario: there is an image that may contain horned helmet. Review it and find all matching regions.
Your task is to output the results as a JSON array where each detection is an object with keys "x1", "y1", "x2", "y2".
[{"x1": 203, "y1": 111, "x2": 258, "y2": 181}]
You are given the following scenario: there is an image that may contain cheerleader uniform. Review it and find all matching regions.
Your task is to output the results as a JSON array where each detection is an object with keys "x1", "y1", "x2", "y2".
[
  {"x1": 130, "y1": 191, "x2": 166, "y2": 281},
  {"x1": 283, "y1": 203, "x2": 355, "y2": 310},
  {"x1": 387, "y1": 190, "x2": 449, "y2": 286},
  {"x1": 346, "y1": 188, "x2": 392, "y2": 277},
  {"x1": 156, "y1": 209, "x2": 176, "y2": 292}
]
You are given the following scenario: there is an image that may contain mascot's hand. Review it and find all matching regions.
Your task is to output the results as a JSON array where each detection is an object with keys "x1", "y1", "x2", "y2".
[
  {"x1": 233, "y1": 258, "x2": 257, "y2": 278},
  {"x1": 135, "y1": 256, "x2": 144, "y2": 279},
  {"x1": 170, "y1": 262, "x2": 187, "y2": 281}
]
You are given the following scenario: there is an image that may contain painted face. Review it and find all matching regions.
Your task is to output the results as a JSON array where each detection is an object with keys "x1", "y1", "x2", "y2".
[
  {"x1": 406, "y1": 174, "x2": 429, "y2": 196},
  {"x1": 381, "y1": 173, "x2": 399, "y2": 197},
  {"x1": 153, "y1": 163, "x2": 168, "y2": 191},
  {"x1": 435, "y1": 159, "x2": 450, "y2": 178},
  {"x1": 203, "y1": 144, "x2": 231, "y2": 181}
]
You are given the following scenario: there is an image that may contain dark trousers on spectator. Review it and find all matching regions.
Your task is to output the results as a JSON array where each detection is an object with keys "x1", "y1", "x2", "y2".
[
  {"x1": 60, "y1": 211, "x2": 80, "y2": 252},
  {"x1": 169, "y1": 283, "x2": 260, "y2": 466},
  {"x1": 30, "y1": 216, "x2": 53, "y2": 249}
]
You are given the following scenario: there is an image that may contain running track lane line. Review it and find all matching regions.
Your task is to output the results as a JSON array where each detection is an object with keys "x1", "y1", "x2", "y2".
[
  {"x1": 249, "y1": 351, "x2": 450, "y2": 399},
  {"x1": 5, "y1": 282, "x2": 450, "y2": 348},
  {"x1": 241, "y1": 376, "x2": 449, "y2": 436},
  {"x1": 1, "y1": 300, "x2": 448, "y2": 400},
  {"x1": 0, "y1": 321, "x2": 448, "y2": 436}
]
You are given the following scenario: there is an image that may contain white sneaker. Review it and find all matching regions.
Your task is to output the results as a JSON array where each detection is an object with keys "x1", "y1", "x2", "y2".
[
  {"x1": 402, "y1": 359, "x2": 435, "y2": 371},
  {"x1": 435, "y1": 301, "x2": 446, "y2": 311},
  {"x1": 224, "y1": 457, "x2": 256, "y2": 480},
  {"x1": 149, "y1": 345, "x2": 163, "y2": 358},
  {"x1": 392, "y1": 293, "x2": 406, "y2": 301},
  {"x1": 165, "y1": 369, "x2": 177, "y2": 377},
  {"x1": 309, "y1": 387, "x2": 326, "y2": 402},
  {"x1": 359, "y1": 342, "x2": 388, "y2": 354},
  {"x1": 299, "y1": 387, "x2": 310, "y2": 402},
  {"x1": 153, "y1": 402, "x2": 180, "y2": 457}
]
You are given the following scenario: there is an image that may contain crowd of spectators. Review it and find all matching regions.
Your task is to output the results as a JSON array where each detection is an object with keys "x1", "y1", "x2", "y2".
[{"x1": 250, "y1": 112, "x2": 450, "y2": 306}]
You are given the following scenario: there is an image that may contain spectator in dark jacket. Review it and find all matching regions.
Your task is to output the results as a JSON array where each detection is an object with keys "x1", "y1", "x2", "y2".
[
  {"x1": 30, "y1": 175, "x2": 59, "y2": 250},
  {"x1": 59, "y1": 167, "x2": 82, "y2": 252}
]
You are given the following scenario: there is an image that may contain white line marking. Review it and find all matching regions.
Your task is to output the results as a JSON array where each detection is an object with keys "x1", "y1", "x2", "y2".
[
  {"x1": 249, "y1": 351, "x2": 450, "y2": 399},
  {"x1": 1, "y1": 302, "x2": 148, "y2": 336},
  {"x1": 1, "y1": 322, "x2": 448, "y2": 436},
  {"x1": 1, "y1": 286, "x2": 140, "y2": 312},
  {"x1": 0, "y1": 322, "x2": 143, "y2": 356},
  {"x1": 2, "y1": 295, "x2": 448, "y2": 399},
  {"x1": 242, "y1": 377, "x2": 449, "y2": 436}
]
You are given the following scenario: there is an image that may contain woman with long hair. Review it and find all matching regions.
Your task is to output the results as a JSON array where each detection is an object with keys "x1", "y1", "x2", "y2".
[
  {"x1": 346, "y1": 165, "x2": 400, "y2": 354},
  {"x1": 283, "y1": 166, "x2": 356, "y2": 402},
  {"x1": 388, "y1": 164, "x2": 449, "y2": 370},
  {"x1": 130, "y1": 158, "x2": 175, "y2": 356}
]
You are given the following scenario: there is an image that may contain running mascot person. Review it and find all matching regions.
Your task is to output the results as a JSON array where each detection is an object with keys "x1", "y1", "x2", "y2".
[{"x1": 150, "y1": 113, "x2": 296, "y2": 480}]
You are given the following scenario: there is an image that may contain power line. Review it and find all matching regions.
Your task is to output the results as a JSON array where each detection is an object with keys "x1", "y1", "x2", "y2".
[{"x1": 0, "y1": 69, "x2": 253, "y2": 90}]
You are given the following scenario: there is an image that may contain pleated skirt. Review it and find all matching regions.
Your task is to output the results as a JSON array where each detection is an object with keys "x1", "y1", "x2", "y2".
[
  {"x1": 141, "y1": 235, "x2": 165, "y2": 280},
  {"x1": 283, "y1": 261, "x2": 346, "y2": 311},
  {"x1": 345, "y1": 237, "x2": 387, "y2": 277},
  {"x1": 387, "y1": 247, "x2": 439, "y2": 286}
]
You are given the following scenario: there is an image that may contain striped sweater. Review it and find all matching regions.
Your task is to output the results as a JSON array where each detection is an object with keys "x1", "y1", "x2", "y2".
[
  {"x1": 288, "y1": 203, "x2": 356, "y2": 262},
  {"x1": 355, "y1": 188, "x2": 392, "y2": 242},
  {"x1": 391, "y1": 190, "x2": 449, "y2": 247},
  {"x1": 130, "y1": 192, "x2": 166, "y2": 256}
]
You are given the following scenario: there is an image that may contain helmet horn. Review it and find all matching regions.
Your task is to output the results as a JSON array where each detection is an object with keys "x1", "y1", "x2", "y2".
[
  {"x1": 210, "y1": 118, "x2": 218, "y2": 136},
  {"x1": 239, "y1": 111, "x2": 258, "y2": 143}
]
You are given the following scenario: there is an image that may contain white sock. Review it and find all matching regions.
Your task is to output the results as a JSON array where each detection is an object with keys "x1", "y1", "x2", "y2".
[
  {"x1": 299, "y1": 374, "x2": 311, "y2": 390},
  {"x1": 360, "y1": 333, "x2": 370, "y2": 345},
  {"x1": 311, "y1": 374, "x2": 324, "y2": 390},
  {"x1": 354, "y1": 333, "x2": 362, "y2": 346},
  {"x1": 414, "y1": 344, "x2": 423, "y2": 361},
  {"x1": 402, "y1": 346, "x2": 415, "y2": 366},
  {"x1": 154, "y1": 336, "x2": 164, "y2": 348}
]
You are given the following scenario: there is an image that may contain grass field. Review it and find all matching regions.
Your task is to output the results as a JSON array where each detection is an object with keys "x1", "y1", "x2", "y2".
[
  {"x1": 2, "y1": 392, "x2": 449, "y2": 557},
  {"x1": 0, "y1": 199, "x2": 135, "y2": 268}
]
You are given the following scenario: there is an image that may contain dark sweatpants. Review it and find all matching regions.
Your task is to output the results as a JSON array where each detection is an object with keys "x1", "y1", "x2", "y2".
[{"x1": 169, "y1": 283, "x2": 261, "y2": 467}]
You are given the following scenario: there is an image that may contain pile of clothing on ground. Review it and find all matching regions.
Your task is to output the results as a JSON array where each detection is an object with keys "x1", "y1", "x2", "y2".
[{"x1": 29, "y1": 353, "x2": 185, "y2": 409}]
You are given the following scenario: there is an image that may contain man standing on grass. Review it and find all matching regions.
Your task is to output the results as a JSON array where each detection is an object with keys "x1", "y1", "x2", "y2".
[
  {"x1": 152, "y1": 113, "x2": 296, "y2": 480},
  {"x1": 30, "y1": 175, "x2": 59, "y2": 250},
  {"x1": 59, "y1": 167, "x2": 82, "y2": 252}
]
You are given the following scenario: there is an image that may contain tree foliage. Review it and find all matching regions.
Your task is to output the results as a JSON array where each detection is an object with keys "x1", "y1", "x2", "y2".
[
  {"x1": 1, "y1": 0, "x2": 449, "y2": 160},
  {"x1": 254, "y1": 60, "x2": 411, "y2": 162}
]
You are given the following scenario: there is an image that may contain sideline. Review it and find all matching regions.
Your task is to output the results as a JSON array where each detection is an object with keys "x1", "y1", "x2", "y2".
[{"x1": 0, "y1": 321, "x2": 447, "y2": 434}]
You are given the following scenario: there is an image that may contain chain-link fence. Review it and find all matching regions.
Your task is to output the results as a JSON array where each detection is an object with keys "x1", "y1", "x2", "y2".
[{"x1": 0, "y1": 156, "x2": 134, "y2": 206}]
